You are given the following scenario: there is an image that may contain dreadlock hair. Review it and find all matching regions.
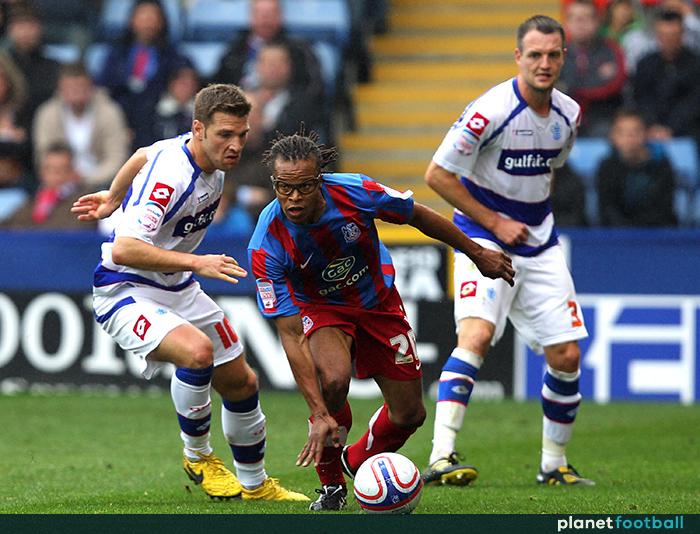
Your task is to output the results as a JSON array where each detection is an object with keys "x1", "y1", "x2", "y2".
[{"x1": 263, "y1": 126, "x2": 338, "y2": 174}]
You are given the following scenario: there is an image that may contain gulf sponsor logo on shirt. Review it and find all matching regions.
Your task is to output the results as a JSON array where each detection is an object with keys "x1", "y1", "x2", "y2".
[
  {"x1": 149, "y1": 182, "x2": 175, "y2": 208},
  {"x1": 256, "y1": 278, "x2": 277, "y2": 310},
  {"x1": 497, "y1": 149, "x2": 562, "y2": 176}
]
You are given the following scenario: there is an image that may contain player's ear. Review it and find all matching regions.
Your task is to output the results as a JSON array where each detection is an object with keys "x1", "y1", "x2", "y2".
[{"x1": 192, "y1": 119, "x2": 205, "y2": 140}]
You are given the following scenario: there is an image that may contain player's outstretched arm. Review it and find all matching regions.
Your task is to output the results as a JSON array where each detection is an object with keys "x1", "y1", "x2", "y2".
[
  {"x1": 71, "y1": 147, "x2": 149, "y2": 221},
  {"x1": 275, "y1": 315, "x2": 340, "y2": 467},
  {"x1": 112, "y1": 237, "x2": 248, "y2": 284},
  {"x1": 409, "y1": 203, "x2": 516, "y2": 286},
  {"x1": 425, "y1": 161, "x2": 529, "y2": 246}
]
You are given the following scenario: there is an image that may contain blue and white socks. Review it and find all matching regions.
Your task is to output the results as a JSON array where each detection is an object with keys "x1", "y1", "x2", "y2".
[
  {"x1": 171, "y1": 366, "x2": 214, "y2": 460},
  {"x1": 430, "y1": 348, "x2": 483, "y2": 464},
  {"x1": 222, "y1": 392, "x2": 267, "y2": 489},
  {"x1": 540, "y1": 365, "x2": 581, "y2": 472}
]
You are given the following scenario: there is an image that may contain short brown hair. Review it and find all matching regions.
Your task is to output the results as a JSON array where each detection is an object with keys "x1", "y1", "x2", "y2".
[
  {"x1": 193, "y1": 84, "x2": 251, "y2": 125},
  {"x1": 517, "y1": 15, "x2": 565, "y2": 50}
]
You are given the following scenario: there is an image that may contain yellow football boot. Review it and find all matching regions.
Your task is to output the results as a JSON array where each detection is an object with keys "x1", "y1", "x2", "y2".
[
  {"x1": 241, "y1": 477, "x2": 310, "y2": 501},
  {"x1": 183, "y1": 452, "x2": 243, "y2": 499}
]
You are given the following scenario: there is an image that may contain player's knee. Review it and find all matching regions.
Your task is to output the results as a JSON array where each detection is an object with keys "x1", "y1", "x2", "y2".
[
  {"x1": 392, "y1": 401, "x2": 426, "y2": 429},
  {"x1": 458, "y1": 321, "x2": 493, "y2": 355},
  {"x1": 239, "y1": 367, "x2": 259, "y2": 397},
  {"x1": 321, "y1": 375, "x2": 350, "y2": 412},
  {"x1": 549, "y1": 343, "x2": 580, "y2": 373},
  {"x1": 188, "y1": 337, "x2": 214, "y2": 369},
  {"x1": 222, "y1": 365, "x2": 259, "y2": 397}
]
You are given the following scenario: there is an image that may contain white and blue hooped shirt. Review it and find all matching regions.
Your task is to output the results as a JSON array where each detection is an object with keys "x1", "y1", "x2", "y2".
[
  {"x1": 94, "y1": 135, "x2": 223, "y2": 292},
  {"x1": 432, "y1": 77, "x2": 580, "y2": 256}
]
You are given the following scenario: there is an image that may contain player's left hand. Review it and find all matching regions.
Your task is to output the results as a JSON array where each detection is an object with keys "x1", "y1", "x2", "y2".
[
  {"x1": 192, "y1": 254, "x2": 248, "y2": 284},
  {"x1": 71, "y1": 190, "x2": 121, "y2": 221},
  {"x1": 296, "y1": 414, "x2": 340, "y2": 467},
  {"x1": 473, "y1": 247, "x2": 515, "y2": 286}
]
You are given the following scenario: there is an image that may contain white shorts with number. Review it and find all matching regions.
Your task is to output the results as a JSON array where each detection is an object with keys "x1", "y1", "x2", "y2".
[
  {"x1": 454, "y1": 239, "x2": 588, "y2": 353},
  {"x1": 93, "y1": 281, "x2": 244, "y2": 379}
]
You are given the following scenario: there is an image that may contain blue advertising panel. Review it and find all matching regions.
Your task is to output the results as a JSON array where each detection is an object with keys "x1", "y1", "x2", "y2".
[{"x1": 515, "y1": 229, "x2": 700, "y2": 404}]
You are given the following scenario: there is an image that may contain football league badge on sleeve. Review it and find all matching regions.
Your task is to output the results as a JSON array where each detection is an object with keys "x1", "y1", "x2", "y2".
[{"x1": 256, "y1": 278, "x2": 277, "y2": 310}]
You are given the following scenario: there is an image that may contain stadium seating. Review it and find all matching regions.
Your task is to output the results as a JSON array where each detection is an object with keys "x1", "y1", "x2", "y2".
[
  {"x1": 43, "y1": 43, "x2": 81, "y2": 64},
  {"x1": 311, "y1": 40, "x2": 343, "y2": 103},
  {"x1": 98, "y1": 0, "x2": 184, "y2": 43},
  {"x1": 282, "y1": 0, "x2": 350, "y2": 48},
  {"x1": 184, "y1": 0, "x2": 249, "y2": 42},
  {"x1": 184, "y1": 0, "x2": 350, "y2": 47},
  {"x1": 566, "y1": 138, "x2": 612, "y2": 226},
  {"x1": 567, "y1": 137, "x2": 700, "y2": 227},
  {"x1": 84, "y1": 42, "x2": 110, "y2": 77},
  {"x1": 663, "y1": 138, "x2": 700, "y2": 227},
  {"x1": 178, "y1": 41, "x2": 230, "y2": 79}
]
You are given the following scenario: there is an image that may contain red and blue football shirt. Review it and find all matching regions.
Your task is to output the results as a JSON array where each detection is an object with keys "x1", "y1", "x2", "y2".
[{"x1": 248, "y1": 173, "x2": 414, "y2": 317}]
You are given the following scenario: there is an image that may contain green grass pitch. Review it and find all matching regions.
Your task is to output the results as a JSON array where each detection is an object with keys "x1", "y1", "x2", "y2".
[{"x1": 1, "y1": 391, "x2": 698, "y2": 514}]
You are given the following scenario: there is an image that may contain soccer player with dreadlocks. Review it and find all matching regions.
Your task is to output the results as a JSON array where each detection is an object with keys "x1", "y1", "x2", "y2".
[{"x1": 247, "y1": 129, "x2": 514, "y2": 511}]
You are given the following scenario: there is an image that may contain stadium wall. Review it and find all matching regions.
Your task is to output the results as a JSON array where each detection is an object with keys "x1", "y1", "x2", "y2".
[{"x1": 0, "y1": 229, "x2": 697, "y2": 404}]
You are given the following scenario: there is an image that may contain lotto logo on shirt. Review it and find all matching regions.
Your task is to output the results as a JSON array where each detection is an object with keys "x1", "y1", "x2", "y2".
[
  {"x1": 256, "y1": 278, "x2": 277, "y2": 310},
  {"x1": 149, "y1": 183, "x2": 175, "y2": 208},
  {"x1": 465, "y1": 112, "x2": 489, "y2": 137},
  {"x1": 460, "y1": 281, "x2": 477, "y2": 298},
  {"x1": 133, "y1": 315, "x2": 151, "y2": 340}
]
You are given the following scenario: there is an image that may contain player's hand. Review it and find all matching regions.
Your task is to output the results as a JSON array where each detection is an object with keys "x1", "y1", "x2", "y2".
[
  {"x1": 492, "y1": 217, "x2": 529, "y2": 246},
  {"x1": 473, "y1": 247, "x2": 515, "y2": 287},
  {"x1": 296, "y1": 414, "x2": 340, "y2": 468},
  {"x1": 71, "y1": 190, "x2": 121, "y2": 221},
  {"x1": 192, "y1": 254, "x2": 248, "y2": 284}
]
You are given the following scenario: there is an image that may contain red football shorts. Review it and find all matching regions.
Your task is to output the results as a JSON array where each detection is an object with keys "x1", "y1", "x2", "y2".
[{"x1": 299, "y1": 286, "x2": 422, "y2": 381}]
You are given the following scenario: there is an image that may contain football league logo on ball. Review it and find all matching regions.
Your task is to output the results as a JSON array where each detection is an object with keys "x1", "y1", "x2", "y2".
[{"x1": 353, "y1": 452, "x2": 423, "y2": 514}]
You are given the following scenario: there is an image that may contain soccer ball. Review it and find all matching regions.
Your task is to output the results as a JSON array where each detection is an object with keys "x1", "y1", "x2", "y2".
[{"x1": 353, "y1": 452, "x2": 423, "y2": 514}]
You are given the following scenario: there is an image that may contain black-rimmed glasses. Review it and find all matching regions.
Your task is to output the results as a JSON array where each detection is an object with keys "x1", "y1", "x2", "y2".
[{"x1": 270, "y1": 175, "x2": 322, "y2": 196}]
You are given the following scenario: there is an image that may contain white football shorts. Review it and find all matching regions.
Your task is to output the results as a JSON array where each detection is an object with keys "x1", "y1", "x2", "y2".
[
  {"x1": 93, "y1": 281, "x2": 244, "y2": 379},
  {"x1": 454, "y1": 239, "x2": 588, "y2": 353}
]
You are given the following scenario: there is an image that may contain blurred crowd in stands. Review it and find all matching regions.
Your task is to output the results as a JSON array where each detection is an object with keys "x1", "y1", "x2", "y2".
[
  {"x1": 0, "y1": 0, "x2": 387, "y2": 232},
  {"x1": 0, "y1": 0, "x2": 697, "y2": 233},
  {"x1": 555, "y1": 0, "x2": 700, "y2": 228}
]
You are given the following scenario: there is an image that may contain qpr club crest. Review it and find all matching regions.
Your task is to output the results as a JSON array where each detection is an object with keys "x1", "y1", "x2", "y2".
[
  {"x1": 551, "y1": 121, "x2": 562, "y2": 141},
  {"x1": 341, "y1": 222, "x2": 361, "y2": 243}
]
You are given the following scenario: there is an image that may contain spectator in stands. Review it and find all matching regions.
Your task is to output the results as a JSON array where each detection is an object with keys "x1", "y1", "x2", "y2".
[
  {"x1": 97, "y1": 0, "x2": 188, "y2": 150},
  {"x1": 600, "y1": 0, "x2": 650, "y2": 73},
  {"x1": 2, "y1": 142, "x2": 96, "y2": 229},
  {"x1": 152, "y1": 61, "x2": 200, "y2": 141},
  {"x1": 0, "y1": 141, "x2": 30, "y2": 223},
  {"x1": 559, "y1": 0, "x2": 627, "y2": 137},
  {"x1": 611, "y1": 0, "x2": 700, "y2": 74},
  {"x1": 664, "y1": 0, "x2": 700, "y2": 51},
  {"x1": 632, "y1": 11, "x2": 700, "y2": 147},
  {"x1": 33, "y1": 62, "x2": 130, "y2": 188},
  {"x1": 1, "y1": 3, "x2": 59, "y2": 129},
  {"x1": 234, "y1": 41, "x2": 326, "y2": 218},
  {"x1": 552, "y1": 163, "x2": 588, "y2": 227},
  {"x1": 30, "y1": 0, "x2": 95, "y2": 49},
  {"x1": 632, "y1": 9, "x2": 700, "y2": 146},
  {"x1": 596, "y1": 109, "x2": 677, "y2": 227},
  {"x1": 0, "y1": 51, "x2": 28, "y2": 147},
  {"x1": 212, "y1": 0, "x2": 323, "y2": 104}
]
